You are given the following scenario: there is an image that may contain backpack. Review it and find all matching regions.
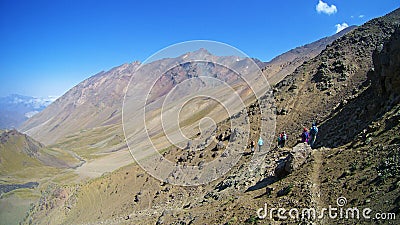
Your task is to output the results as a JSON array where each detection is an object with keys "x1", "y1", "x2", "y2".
[
  {"x1": 310, "y1": 126, "x2": 318, "y2": 136},
  {"x1": 302, "y1": 132, "x2": 309, "y2": 141}
]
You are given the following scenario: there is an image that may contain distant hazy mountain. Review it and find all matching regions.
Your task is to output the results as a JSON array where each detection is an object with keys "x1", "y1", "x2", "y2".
[{"x1": 0, "y1": 94, "x2": 58, "y2": 129}]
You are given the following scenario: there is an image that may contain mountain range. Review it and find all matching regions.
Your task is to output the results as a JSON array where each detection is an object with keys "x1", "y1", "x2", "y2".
[{"x1": 19, "y1": 26, "x2": 355, "y2": 147}]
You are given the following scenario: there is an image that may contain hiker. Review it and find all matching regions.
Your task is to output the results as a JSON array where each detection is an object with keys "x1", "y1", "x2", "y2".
[
  {"x1": 250, "y1": 140, "x2": 255, "y2": 153},
  {"x1": 301, "y1": 128, "x2": 309, "y2": 143},
  {"x1": 277, "y1": 135, "x2": 281, "y2": 147},
  {"x1": 278, "y1": 131, "x2": 287, "y2": 148},
  {"x1": 309, "y1": 122, "x2": 318, "y2": 148},
  {"x1": 258, "y1": 137, "x2": 264, "y2": 151}
]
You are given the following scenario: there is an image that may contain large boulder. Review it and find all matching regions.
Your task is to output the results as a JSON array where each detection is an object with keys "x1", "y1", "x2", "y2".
[{"x1": 274, "y1": 143, "x2": 312, "y2": 178}]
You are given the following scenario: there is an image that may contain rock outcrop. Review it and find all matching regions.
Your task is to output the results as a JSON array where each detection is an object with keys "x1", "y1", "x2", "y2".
[
  {"x1": 373, "y1": 26, "x2": 400, "y2": 103},
  {"x1": 274, "y1": 143, "x2": 312, "y2": 178}
]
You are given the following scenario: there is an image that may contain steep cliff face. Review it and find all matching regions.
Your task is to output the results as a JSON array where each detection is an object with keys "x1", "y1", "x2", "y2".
[{"x1": 373, "y1": 26, "x2": 400, "y2": 103}]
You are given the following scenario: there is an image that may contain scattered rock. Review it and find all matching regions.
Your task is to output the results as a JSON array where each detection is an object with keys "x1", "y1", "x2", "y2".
[
  {"x1": 277, "y1": 184, "x2": 293, "y2": 197},
  {"x1": 277, "y1": 108, "x2": 289, "y2": 115},
  {"x1": 230, "y1": 128, "x2": 240, "y2": 141},
  {"x1": 289, "y1": 84, "x2": 298, "y2": 91},
  {"x1": 221, "y1": 151, "x2": 229, "y2": 157},
  {"x1": 178, "y1": 152, "x2": 189, "y2": 163},
  {"x1": 185, "y1": 141, "x2": 192, "y2": 150},
  {"x1": 265, "y1": 187, "x2": 274, "y2": 197},
  {"x1": 134, "y1": 192, "x2": 141, "y2": 203},
  {"x1": 204, "y1": 191, "x2": 219, "y2": 200},
  {"x1": 217, "y1": 141, "x2": 224, "y2": 150},
  {"x1": 156, "y1": 211, "x2": 167, "y2": 225},
  {"x1": 198, "y1": 161, "x2": 205, "y2": 169},
  {"x1": 215, "y1": 176, "x2": 237, "y2": 191},
  {"x1": 211, "y1": 152, "x2": 218, "y2": 158},
  {"x1": 339, "y1": 170, "x2": 352, "y2": 179},
  {"x1": 365, "y1": 137, "x2": 373, "y2": 145}
]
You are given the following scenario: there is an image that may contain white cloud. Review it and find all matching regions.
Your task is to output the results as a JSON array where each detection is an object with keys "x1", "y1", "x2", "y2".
[
  {"x1": 359, "y1": 15, "x2": 365, "y2": 18},
  {"x1": 316, "y1": 0, "x2": 337, "y2": 15},
  {"x1": 335, "y1": 23, "x2": 349, "y2": 33}
]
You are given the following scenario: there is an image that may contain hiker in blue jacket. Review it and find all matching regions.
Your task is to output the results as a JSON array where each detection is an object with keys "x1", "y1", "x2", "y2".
[
  {"x1": 309, "y1": 122, "x2": 318, "y2": 148},
  {"x1": 258, "y1": 137, "x2": 264, "y2": 151}
]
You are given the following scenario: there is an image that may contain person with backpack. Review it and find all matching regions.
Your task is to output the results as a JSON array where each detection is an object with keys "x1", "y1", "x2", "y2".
[
  {"x1": 309, "y1": 122, "x2": 318, "y2": 148},
  {"x1": 250, "y1": 140, "x2": 255, "y2": 153},
  {"x1": 277, "y1": 131, "x2": 287, "y2": 148},
  {"x1": 301, "y1": 128, "x2": 309, "y2": 143},
  {"x1": 258, "y1": 136, "x2": 264, "y2": 151},
  {"x1": 277, "y1": 134, "x2": 281, "y2": 148}
]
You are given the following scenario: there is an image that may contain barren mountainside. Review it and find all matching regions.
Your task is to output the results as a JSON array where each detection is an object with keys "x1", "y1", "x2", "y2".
[{"x1": 19, "y1": 63, "x2": 140, "y2": 145}]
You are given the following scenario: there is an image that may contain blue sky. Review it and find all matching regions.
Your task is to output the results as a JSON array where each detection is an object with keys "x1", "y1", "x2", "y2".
[{"x1": 0, "y1": 0, "x2": 398, "y2": 97}]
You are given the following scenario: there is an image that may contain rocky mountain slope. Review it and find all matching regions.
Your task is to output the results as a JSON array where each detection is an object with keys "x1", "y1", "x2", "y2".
[
  {"x1": 263, "y1": 25, "x2": 356, "y2": 85},
  {"x1": 19, "y1": 8, "x2": 400, "y2": 225}
]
